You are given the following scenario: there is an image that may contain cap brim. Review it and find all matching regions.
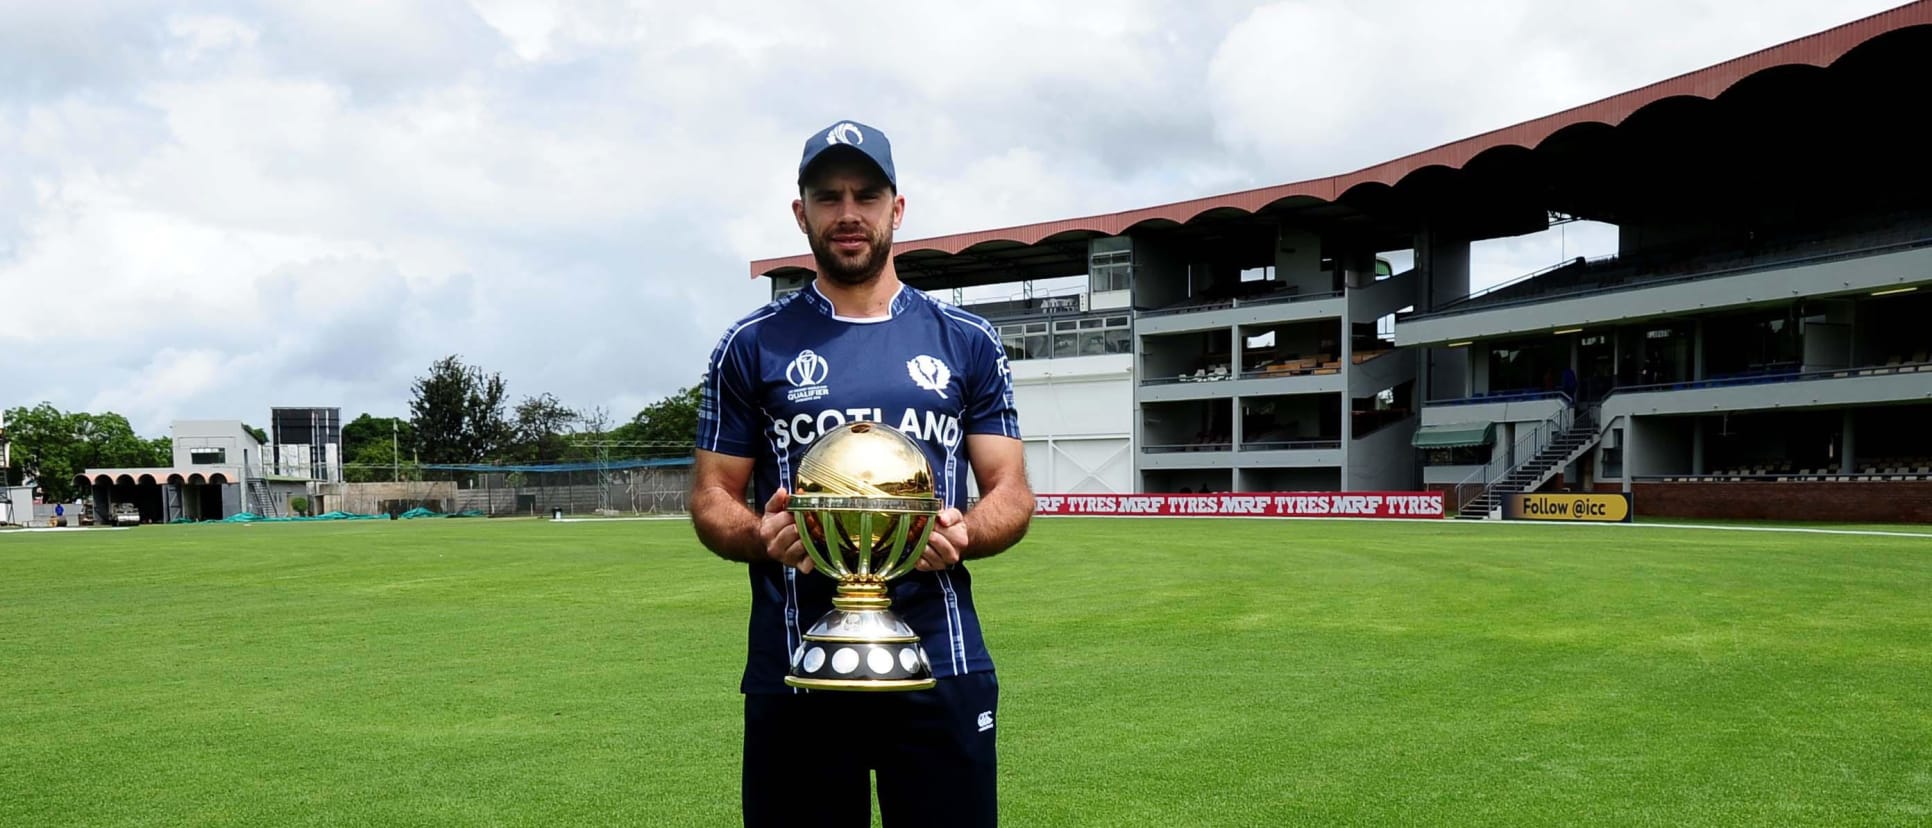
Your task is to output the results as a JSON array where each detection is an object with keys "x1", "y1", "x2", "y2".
[{"x1": 799, "y1": 145, "x2": 894, "y2": 187}]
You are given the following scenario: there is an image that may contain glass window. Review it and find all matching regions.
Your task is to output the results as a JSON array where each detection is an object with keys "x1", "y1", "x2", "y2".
[
  {"x1": 1025, "y1": 331, "x2": 1048, "y2": 359},
  {"x1": 1001, "y1": 332, "x2": 1027, "y2": 362},
  {"x1": 1090, "y1": 243, "x2": 1132, "y2": 293},
  {"x1": 1104, "y1": 328, "x2": 1131, "y2": 354},
  {"x1": 1054, "y1": 332, "x2": 1078, "y2": 358},
  {"x1": 191, "y1": 448, "x2": 226, "y2": 465}
]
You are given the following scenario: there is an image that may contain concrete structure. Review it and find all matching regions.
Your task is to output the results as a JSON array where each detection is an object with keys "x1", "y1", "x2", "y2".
[
  {"x1": 77, "y1": 419, "x2": 311, "y2": 523},
  {"x1": 751, "y1": 4, "x2": 1932, "y2": 521}
]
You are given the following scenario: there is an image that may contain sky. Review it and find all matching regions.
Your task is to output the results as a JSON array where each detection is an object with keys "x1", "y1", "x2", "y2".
[{"x1": 0, "y1": 0, "x2": 1907, "y2": 436}]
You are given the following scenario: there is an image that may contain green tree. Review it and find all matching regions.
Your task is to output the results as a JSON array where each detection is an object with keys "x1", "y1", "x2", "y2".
[
  {"x1": 512, "y1": 393, "x2": 579, "y2": 463},
  {"x1": 342, "y1": 415, "x2": 413, "y2": 469},
  {"x1": 611, "y1": 385, "x2": 702, "y2": 455},
  {"x1": 2, "y1": 404, "x2": 171, "y2": 501},
  {"x1": 408, "y1": 355, "x2": 512, "y2": 464},
  {"x1": 4, "y1": 404, "x2": 81, "y2": 501},
  {"x1": 146, "y1": 437, "x2": 172, "y2": 468},
  {"x1": 241, "y1": 424, "x2": 267, "y2": 445}
]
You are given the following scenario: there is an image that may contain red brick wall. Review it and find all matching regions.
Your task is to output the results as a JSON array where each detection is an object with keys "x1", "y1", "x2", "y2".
[{"x1": 1630, "y1": 481, "x2": 1932, "y2": 523}]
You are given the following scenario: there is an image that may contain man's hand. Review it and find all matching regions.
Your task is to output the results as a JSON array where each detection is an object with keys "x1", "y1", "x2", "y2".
[
  {"x1": 917, "y1": 507, "x2": 968, "y2": 571},
  {"x1": 759, "y1": 488, "x2": 813, "y2": 574}
]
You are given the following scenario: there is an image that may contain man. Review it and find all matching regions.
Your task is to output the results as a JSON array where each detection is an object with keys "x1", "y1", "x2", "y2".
[{"x1": 690, "y1": 119, "x2": 1034, "y2": 828}]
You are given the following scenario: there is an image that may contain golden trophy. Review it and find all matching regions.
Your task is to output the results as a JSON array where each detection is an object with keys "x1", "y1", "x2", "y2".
[{"x1": 785, "y1": 420, "x2": 942, "y2": 691}]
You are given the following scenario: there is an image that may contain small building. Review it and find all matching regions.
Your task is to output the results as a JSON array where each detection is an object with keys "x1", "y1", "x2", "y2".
[{"x1": 76, "y1": 420, "x2": 309, "y2": 523}]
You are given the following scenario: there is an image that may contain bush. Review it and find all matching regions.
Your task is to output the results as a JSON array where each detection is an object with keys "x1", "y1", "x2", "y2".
[{"x1": 289, "y1": 496, "x2": 309, "y2": 516}]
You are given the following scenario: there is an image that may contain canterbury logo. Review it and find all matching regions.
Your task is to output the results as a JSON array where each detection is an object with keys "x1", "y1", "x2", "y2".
[
  {"x1": 786, "y1": 350, "x2": 829, "y2": 387},
  {"x1": 907, "y1": 355, "x2": 951, "y2": 398},
  {"x1": 826, "y1": 122, "x2": 864, "y2": 146}
]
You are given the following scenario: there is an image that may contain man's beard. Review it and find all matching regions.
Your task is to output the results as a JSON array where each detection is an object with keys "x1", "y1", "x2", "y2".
[{"x1": 807, "y1": 223, "x2": 893, "y2": 286}]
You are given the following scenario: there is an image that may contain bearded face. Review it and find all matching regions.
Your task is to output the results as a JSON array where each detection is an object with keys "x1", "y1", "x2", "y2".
[
  {"x1": 806, "y1": 209, "x2": 894, "y2": 286},
  {"x1": 796, "y1": 156, "x2": 902, "y2": 287}
]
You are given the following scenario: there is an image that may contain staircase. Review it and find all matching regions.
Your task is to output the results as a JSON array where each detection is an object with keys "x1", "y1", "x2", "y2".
[
  {"x1": 1457, "y1": 410, "x2": 1603, "y2": 520},
  {"x1": 247, "y1": 478, "x2": 280, "y2": 518}
]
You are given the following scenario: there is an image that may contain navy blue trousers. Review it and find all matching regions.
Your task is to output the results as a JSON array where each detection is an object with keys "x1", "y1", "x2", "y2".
[{"x1": 742, "y1": 672, "x2": 999, "y2": 827}]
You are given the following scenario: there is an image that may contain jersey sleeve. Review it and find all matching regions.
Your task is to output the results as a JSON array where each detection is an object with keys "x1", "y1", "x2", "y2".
[
  {"x1": 697, "y1": 323, "x2": 763, "y2": 457},
  {"x1": 961, "y1": 321, "x2": 1021, "y2": 439}
]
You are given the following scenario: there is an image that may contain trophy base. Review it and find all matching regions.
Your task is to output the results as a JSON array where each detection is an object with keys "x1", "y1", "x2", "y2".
[{"x1": 785, "y1": 605, "x2": 935, "y2": 692}]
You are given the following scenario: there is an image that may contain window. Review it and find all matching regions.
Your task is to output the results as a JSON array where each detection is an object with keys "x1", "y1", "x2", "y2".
[
  {"x1": 190, "y1": 448, "x2": 226, "y2": 465},
  {"x1": 1104, "y1": 315, "x2": 1130, "y2": 354},
  {"x1": 999, "y1": 315, "x2": 1129, "y2": 360},
  {"x1": 998, "y1": 322, "x2": 1053, "y2": 361},
  {"x1": 1053, "y1": 320, "x2": 1079, "y2": 358},
  {"x1": 1090, "y1": 240, "x2": 1132, "y2": 293}
]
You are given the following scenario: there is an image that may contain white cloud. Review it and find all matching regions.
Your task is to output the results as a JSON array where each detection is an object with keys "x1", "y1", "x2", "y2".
[{"x1": 0, "y1": 0, "x2": 1901, "y2": 435}]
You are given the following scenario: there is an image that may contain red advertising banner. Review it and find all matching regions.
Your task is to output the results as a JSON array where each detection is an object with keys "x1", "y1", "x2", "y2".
[{"x1": 1033, "y1": 492, "x2": 1445, "y2": 519}]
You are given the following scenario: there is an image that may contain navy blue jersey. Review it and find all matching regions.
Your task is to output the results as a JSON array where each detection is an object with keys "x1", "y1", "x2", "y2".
[{"x1": 698, "y1": 281, "x2": 1021, "y2": 694}]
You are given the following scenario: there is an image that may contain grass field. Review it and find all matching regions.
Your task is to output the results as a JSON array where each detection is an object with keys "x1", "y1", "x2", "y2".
[{"x1": 2, "y1": 517, "x2": 1929, "y2": 826}]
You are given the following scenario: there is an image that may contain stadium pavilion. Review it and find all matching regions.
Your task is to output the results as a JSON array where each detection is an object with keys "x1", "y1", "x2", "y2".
[{"x1": 752, "y1": 2, "x2": 1932, "y2": 523}]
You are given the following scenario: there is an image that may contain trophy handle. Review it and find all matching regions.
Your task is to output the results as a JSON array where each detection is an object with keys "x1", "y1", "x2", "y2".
[
  {"x1": 794, "y1": 510, "x2": 841, "y2": 577},
  {"x1": 878, "y1": 510, "x2": 937, "y2": 581}
]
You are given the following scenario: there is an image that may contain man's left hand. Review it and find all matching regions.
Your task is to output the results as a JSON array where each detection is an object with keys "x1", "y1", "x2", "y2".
[{"x1": 917, "y1": 508, "x2": 967, "y2": 571}]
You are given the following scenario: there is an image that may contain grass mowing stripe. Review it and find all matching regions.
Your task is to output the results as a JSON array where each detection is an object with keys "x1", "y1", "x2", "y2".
[{"x1": 1, "y1": 518, "x2": 1926, "y2": 826}]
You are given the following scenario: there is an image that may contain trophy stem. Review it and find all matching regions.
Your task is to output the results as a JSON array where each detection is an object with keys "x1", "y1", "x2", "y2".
[{"x1": 831, "y1": 579, "x2": 891, "y2": 611}]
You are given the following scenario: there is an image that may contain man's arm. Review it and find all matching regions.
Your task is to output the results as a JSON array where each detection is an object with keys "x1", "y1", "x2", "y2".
[
  {"x1": 689, "y1": 449, "x2": 812, "y2": 571},
  {"x1": 919, "y1": 433, "x2": 1033, "y2": 570}
]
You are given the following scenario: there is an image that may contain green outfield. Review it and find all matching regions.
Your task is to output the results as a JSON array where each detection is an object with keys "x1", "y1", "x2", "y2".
[{"x1": 1, "y1": 517, "x2": 1928, "y2": 826}]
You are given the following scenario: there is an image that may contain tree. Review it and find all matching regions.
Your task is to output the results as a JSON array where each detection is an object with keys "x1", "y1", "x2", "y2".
[
  {"x1": 512, "y1": 393, "x2": 579, "y2": 463},
  {"x1": 342, "y1": 414, "x2": 413, "y2": 470},
  {"x1": 408, "y1": 355, "x2": 512, "y2": 464},
  {"x1": 2, "y1": 404, "x2": 171, "y2": 501},
  {"x1": 242, "y1": 424, "x2": 267, "y2": 445},
  {"x1": 4, "y1": 404, "x2": 80, "y2": 501},
  {"x1": 612, "y1": 385, "x2": 702, "y2": 454}
]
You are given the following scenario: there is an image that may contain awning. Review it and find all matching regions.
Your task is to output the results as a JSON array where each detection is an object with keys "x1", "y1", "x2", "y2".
[{"x1": 1412, "y1": 422, "x2": 1496, "y2": 449}]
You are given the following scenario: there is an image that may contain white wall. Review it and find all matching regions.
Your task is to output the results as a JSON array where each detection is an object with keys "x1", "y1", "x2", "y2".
[
  {"x1": 1011, "y1": 354, "x2": 1133, "y2": 493},
  {"x1": 171, "y1": 421, "x2": 263, "y2": 469}
]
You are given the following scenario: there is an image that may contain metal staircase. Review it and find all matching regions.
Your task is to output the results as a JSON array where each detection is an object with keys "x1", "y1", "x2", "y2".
[
  {"x1": 247, "y1": 478, "x2": 279, "y2": 518},
  {"x1": 1457, "y1": 409, "x2": 1603, "y2": 520}
]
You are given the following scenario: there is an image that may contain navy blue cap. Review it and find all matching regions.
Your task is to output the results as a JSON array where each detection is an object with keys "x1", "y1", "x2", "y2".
[{"x1": 797, "y1": 120, "x2": 897, "y2": 190}]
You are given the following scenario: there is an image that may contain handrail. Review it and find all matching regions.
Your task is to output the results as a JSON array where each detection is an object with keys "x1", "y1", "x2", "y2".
[
  {"x1": 1426, "y1": 390, "x2": 1571, "y2": 407},
  {"x1": 1435, "y1": 254, "x2": 1608, "y2": 311},
  {"x1": 1447, "y1": 404, "x2": 1575, "y2": 515}
]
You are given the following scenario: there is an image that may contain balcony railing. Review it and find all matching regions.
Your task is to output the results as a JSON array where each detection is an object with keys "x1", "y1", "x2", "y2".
[
  {"x1": 1607, "y1": 360, "x2": 1930, "y2": 397},
  {"x1": 1141, "y1": 439, "x2": 1341, "y2": 453},
  {"x1": 1239, "y1": 439, "x2": 1343, "y2": 452},
  {"x1": 1143, "y1": 442, "x2": 1233, "y2": 454}
]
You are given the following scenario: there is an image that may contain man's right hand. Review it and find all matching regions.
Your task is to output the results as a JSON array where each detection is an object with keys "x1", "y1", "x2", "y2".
[{"x1": 759, "y1": 488, "x2": 812, "y2": 573}]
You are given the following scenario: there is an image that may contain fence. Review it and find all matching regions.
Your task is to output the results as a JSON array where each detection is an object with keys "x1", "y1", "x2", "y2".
[{"x1": 334, "y1": 457, "x2": 695, "y2": 517}]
